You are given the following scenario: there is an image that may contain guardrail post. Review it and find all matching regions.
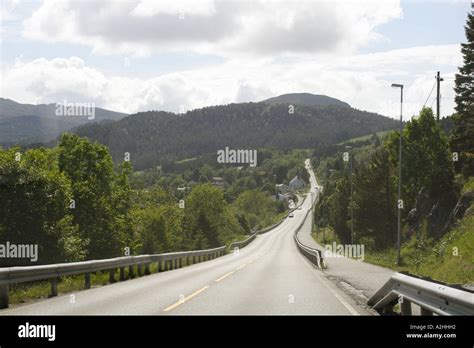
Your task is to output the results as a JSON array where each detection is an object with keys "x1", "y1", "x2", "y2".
[
  {"x1": 382, "y1": 304, "x2": 396, "y2": 315},
  {"x1": 85, "y1": 273, "x2": 91, "y2": 289},
  {"x1": 420, "y1": 308, "x2": 433, "y2": 316},
  {"x1": 193, "y1": 256, "x2": 198, "y2": 263},
  {"x1": 120, "y1": 267, "x2": 125, "y2": 281},
  {"x1": 178, "y1": 258, "x2": 182, "y2": 268},
  {"x1": 129, "y1": 265, "x2": 135, "y2": 279},
  {"x1": 166, "y1": 260, "x2": 171, "y2": 270},
  {"x1": 0, "y1": 285, "x2": 9, "y2": 309},
  {"x1": 159, "y1": 261, "x2": 164, "y2": 272},
  {"x1": 145, "y1": 263, "x2": 151, "y2": 275},
  {"x1": 137, "y1": 264, "x2": 143, "y2": 276},
  {"x1": 400, "y1": 300, "x2": 412, "y2": 315},
  {"x1": 109, "y1": 269, "x2": 116, "y2": 283},
  {"x1": 50, "y1": 278, "x2": 58, "y2": 297}
]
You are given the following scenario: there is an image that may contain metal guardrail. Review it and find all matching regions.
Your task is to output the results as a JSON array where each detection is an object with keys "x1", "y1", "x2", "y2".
[
  {"x1": 293, "y1": 191, "x2": 324, "y2": 269},
  {"x1": 367, "y1": 272, "x2": 474, "y2": 316},
  {"x1": 293, "y1": 208, "x2": 324, "y2": 269},
  {"x1": 256, "y1": 219, "x2": 284, "y2": 235},
  {"x1": 228, "y1": 205, "x2": 296, "y2": 252},
  {"x1": 228, "y1": 217, "x2": 286, "y2": 251},
  {"x1": 0, "y1": 245, "x2": 226, "y2": 309},
  {"x1": 228, "y1": 233, "x2": 257, "y2": 252}
]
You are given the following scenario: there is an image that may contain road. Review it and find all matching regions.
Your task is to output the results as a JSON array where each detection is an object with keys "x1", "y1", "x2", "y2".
[{"x1": 1, "y1": 161, "x2": 369, "y2": 315}]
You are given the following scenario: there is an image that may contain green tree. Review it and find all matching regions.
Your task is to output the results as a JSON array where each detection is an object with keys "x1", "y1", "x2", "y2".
[
  {"x1": 387, "y1": 108, "x2": 456, "y2": 237},
  {"x1": 0, "y1": 147, "x2": 84, "y2": 266},
  {"x1": 353, "y1": 148, "x2": 397, "y2": 249},
  {"x1": 327, "y1": 174, "x2": 351, "y2": 243},
  {"x1": 58, "y1": 133, "x2": 126, "y2": 259},
  {"x1": 452, "y1": 11, "x2": 474, "y2": 177},
  {"x1": 183, "y1": 184, "x2": 228, "y2": 249}
]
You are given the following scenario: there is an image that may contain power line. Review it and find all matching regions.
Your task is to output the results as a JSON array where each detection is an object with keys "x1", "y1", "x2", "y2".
[{"x1": 423, "y1": 80, "x2": 436, "y2": 109}]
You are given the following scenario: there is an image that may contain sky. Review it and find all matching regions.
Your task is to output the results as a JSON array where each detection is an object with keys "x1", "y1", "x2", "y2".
[{"x1": 0, "y1": 0, "x2": 472, "y2": 120}]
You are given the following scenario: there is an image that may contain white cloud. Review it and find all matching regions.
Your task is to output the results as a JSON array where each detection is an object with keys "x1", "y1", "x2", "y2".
[
  {"x1": 21, "y1": 0, "x2": 402, "y2": 57},
  {"x1": 1, "y1": 44, "x2": 461, "y2": 118},
  {"x1": 131, "y1": 0, "x2": 217, "y2": 17}
]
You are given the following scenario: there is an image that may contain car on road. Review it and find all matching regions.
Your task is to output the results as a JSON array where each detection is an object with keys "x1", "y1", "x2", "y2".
[{"x1": 288, "y1": 212, "x2": 294, "y2": 218}]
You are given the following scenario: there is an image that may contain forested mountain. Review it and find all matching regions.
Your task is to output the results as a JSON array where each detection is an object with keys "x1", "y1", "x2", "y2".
[
  {"x1": 0, "y1": 98, "x2": 127, "y2": 145},
  {"x1": 74, "y1": 101, "x2": 398, "y2": 170},
  {"x1": 261, "y1": 93, "x2": 350, "y2": 108}
]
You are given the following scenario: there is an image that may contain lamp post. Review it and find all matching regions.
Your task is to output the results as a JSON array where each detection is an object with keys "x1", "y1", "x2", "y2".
[
  {"x1": 345, "y1": 145, "x2": 354, "y2": 244},
  {"x1": 391, "y1": 83, "x2": 404, "y2": 266}
]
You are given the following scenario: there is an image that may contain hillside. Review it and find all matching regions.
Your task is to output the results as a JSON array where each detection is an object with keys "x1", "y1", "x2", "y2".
[
  {"x1": 0, "y1": 98, "x2": 127, "y2": 145},
  {"x1": 73, "y1": 101, "x2": 398, "y2": 170},
  {"x1": 261, "y1": 93, "x2": 350, "y2": 108}
]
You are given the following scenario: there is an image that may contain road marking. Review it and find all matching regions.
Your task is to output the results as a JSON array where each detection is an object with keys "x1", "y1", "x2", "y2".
[
  {"x1": 298, "y1": 253, "x2": 360, "y2": 316},
  {"x1": 236, "y1": 264, "x2": 246, "y2": 270},
  {"x1": 162, "y1": 285, "x2": 210, "y2": 312},
  {"x1": 215, "y1": 271, "x2": 235, "y2": 282}
]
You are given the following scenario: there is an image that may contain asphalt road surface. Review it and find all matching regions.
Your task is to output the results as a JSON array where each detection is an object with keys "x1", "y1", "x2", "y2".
[{"x1": 1, "y1": 161, "x2": 369, "y2": 315}]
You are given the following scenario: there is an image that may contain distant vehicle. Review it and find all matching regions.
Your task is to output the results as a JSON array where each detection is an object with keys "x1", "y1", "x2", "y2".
[
  {"x1": 297, "y1": 206, "x2": 302, "y2": 210},
  {"x1": 288, "y1": 212, "x2": 294, "y2": 218}
]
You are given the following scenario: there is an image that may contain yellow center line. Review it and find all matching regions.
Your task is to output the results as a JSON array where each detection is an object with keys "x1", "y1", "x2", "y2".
[
  {"x1": 236, "y1": 264, "x2": 246, "y2": 270},
  {"x1": 162, "y1": 285, "x2": 210, "y2": 312},
  {"x1": 215, "y1": 271, "x2": 235, "y2": 282}
]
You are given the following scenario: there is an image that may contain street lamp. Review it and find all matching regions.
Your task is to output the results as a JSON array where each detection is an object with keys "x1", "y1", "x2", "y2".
[
  {"x1": 391, "y1": 83, "x2": 403, "y2": 266},
  {"x1": 345, "y1": 145, "x2": 354, "y2": 244}
]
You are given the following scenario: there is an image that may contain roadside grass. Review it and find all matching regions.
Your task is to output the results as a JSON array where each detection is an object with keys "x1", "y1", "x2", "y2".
[
  {"x1": 10, "y1": 270, "x2": 117, "y2": 305},
  {"x1": 364, "y1": 214, "x2": 474, "y2": 285},
  {"x1": 312, "y1": 226, "x2": 341, "y2": 246},
  {"x1": 8, "y1": 256, "x2": 212, "y2": 306}
]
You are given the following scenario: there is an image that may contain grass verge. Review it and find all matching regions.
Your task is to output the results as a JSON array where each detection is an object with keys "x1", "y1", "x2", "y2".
[{"x1": 364, "y1": 214, "x2": 474, "y2": 285}]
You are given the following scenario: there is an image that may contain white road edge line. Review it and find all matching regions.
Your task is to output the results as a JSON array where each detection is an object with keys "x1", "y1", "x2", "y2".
[{"x1": 298, "y1": 252, "x2": 360, "y2": 316}]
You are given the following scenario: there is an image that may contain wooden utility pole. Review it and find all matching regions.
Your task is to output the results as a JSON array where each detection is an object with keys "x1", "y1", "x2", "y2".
[{"x1": 436, "y1": 71, "x2": 443, "y2": 122}]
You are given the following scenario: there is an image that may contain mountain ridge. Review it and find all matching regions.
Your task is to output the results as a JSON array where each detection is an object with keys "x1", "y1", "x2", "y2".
[
  {"x1": 260, "y1": 93, "x2": 350, "y2": 108},
  {"x1": 73, "y1": 101, "x2": 398, "y2": 170},
  {"x1": 0, "y1": 98, "x2": 127, "y2": 145}
]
